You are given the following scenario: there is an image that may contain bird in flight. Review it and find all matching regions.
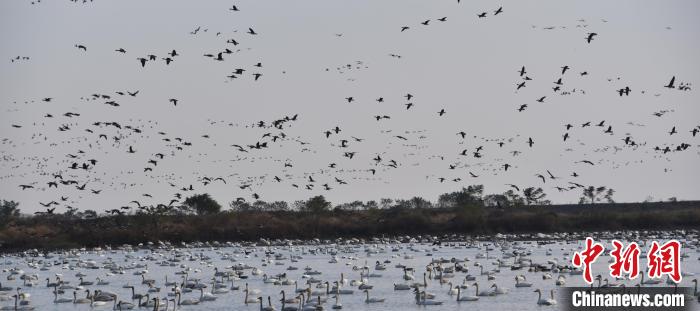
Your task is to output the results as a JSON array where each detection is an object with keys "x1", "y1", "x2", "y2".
[
  {"x1": 536, "y1": 174, "x2": 546, "y2": 183},
  {"x1": 585, "y1": 32, "x2": 597, "y2": 43},
  {"x1": 494, "y1": 7, "x2": 503, "y2": 15},
  {"x1": 169, "y1": 98, "x2": 178, "y2": 106},
  {"x1": 664, "y1": 76, "x2": 676, "y2": 89}
]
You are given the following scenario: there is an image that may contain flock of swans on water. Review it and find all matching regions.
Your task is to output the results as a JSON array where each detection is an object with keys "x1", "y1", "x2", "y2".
[{"x1": 1, "y1": 231, "x2": 700, "y2": 310}]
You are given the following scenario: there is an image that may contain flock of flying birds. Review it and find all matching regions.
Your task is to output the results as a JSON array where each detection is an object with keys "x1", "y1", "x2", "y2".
[{"x1": 2, "y1": 1, "x2": 698, "y2": 215}]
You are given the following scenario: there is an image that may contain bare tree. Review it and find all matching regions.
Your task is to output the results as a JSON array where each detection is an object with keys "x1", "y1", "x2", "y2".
[
  {"x1": 523, "y1": 187, "x2": 547, "y2": 205},
  {"x1": 579, "y1": 186, "x2": 615, "y2": 204}
]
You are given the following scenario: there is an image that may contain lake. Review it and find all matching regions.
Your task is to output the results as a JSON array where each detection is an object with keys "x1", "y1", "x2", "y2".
[{"x1": 1, "y1": 233, "x2": 699, "y2": 310}]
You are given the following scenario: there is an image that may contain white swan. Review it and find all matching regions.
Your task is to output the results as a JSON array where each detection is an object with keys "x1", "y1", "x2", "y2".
[
  {"x1": 534, "y1": 289, "x2": 556, "y2": 305},
  {"x1": 280, "y1": 290, "x2": 300, "y2": 304},
  {"x1": 473, "y1": 283, "x2": 493, "y2": 296},
  {"x1": 244, "y1": 289, "x2": 260, "y2": 304},
  {"x1": 72, "y1": 291, "x2": 90, "y2": 304},
  {"x1": 90, "y1": 295, "x2": 107, "y2": 307},
  {"x1": 515, "y1": 275, "x2": 533, "y2": 287},
  {"x1": 555, "y1": 275, "x2": 566, "y2": 286},
  {"x1": 53, "y1": 291, "x2": 73, "y2": 303},
  {"x1": 246, "y1": 283, "x2": 263, "y2": 295},
  {"x1": 363, "y1": 289, "x2": 385, "y2": 303},
  {"x1": 456, "y1": 287, "x2": 478, "y2": 302},
  {"x1": 257, "y1": 296, "x2": 276, "y2": 311},
  {"x1": 200, "y1": 288, "x2": 218, "y2": 301},
  {"x1": 447, "y1": 282, "x2": 458, "y2": 295},
  {"x1": 490, "y1": 283, "x2": 509, "y2": 295},
  {"x1": 331, "y1": 294, "x2": 342, "y2": 309},
  {"x1": 116, "y1": 300, "x2": 135, "y2": 310},
  {"x1": 403, "y1": 268, "x2": 415, "y2": 281},
  {"x1": 394, "y1": 283, "x2": 411, "y2": 290},
  {"x1": 177, "y1": 292, "x2": 199, "y2": 305},
  {"x1": 330, "y1": 281, "x2": 353, "y2": 295},
  {"x1": 414, "y1": 289, "x2": 443, "y2": 305}
]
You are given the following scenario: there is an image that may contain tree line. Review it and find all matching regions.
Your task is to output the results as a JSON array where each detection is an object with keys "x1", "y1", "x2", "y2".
[
  {"x1": 2, "y1": 184, "x2": 618, "y2": 221},
  {"x1": 1, "y1": 187, "x2": 698, "y2": 251}
]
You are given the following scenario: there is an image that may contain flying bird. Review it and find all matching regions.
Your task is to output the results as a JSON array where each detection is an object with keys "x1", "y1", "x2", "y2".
[{"x1": 585, "y1": 32, "x2": 597, "y2": 43}]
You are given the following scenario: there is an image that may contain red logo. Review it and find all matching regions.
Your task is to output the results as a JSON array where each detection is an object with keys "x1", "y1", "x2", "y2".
[
  {"x1": 647, "y1": 240, "x2": 682, "y2": 283},
  {"x1": 609, "y1": 240, "x2": 640, "y2": 279},
  {"x1": 572, "y1": 237, "x2": 605, "y2": 284}
]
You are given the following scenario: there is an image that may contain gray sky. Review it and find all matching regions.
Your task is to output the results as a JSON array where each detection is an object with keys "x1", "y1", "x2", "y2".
[{"x1": 1, "y1": 0, "x2": 699, "y2": 213}]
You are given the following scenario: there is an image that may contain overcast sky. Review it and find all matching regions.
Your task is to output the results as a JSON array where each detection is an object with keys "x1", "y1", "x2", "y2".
[{"x1": 1, "y1": 0, "x2": 699, "y2": 213}]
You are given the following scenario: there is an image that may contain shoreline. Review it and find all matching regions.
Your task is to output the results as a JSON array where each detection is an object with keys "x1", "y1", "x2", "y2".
[{"x1": 2, "y1": 201, "x2": 699, "y2": 252}]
